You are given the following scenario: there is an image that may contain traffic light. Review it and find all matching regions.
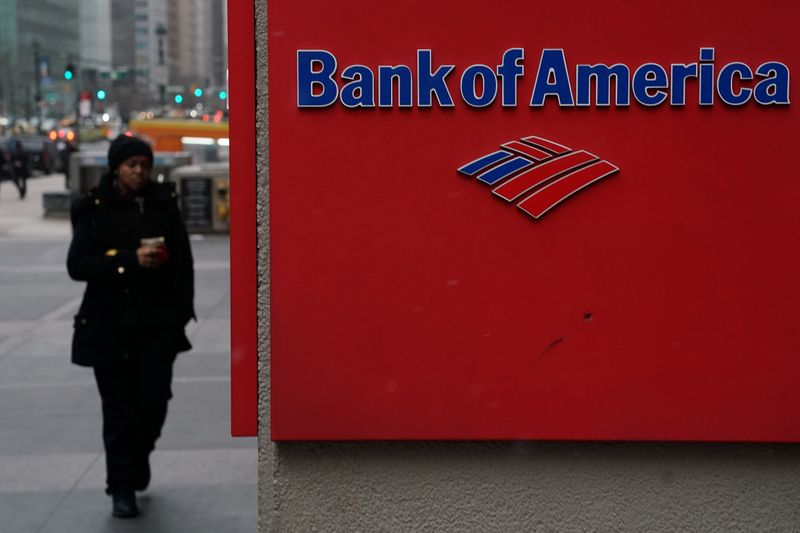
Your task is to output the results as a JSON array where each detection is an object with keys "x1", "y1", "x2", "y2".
[
  {"x1": 194, "y1": 88, "x2": 203, "y2": 97},
  {"x1": 96, "y1": 89, "x2": 107, "y2": 100},
  {"x1": 218, "y1": 90, "x2": 227, "y2": 100},
  {"x1": 174, "y1": 94, "x2": 184, "y2": 104},
  {"x1": 64, "y1": 63, "x2": 75, "y2": 80}
]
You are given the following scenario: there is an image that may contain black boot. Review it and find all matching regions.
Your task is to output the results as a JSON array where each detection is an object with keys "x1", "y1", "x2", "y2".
[{"x1": 111, "y1": 489, "x2": 139, "y2": 518}]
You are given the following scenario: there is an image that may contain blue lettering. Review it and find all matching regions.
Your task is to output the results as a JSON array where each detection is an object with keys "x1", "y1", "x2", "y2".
[
  {"x1": 632, "y1": 63, "x2": 668, "y2": 106},
  {"x1": 717, "y1": 63, "x2": 753, "y2": 106},
  {"x1": 460, "y1": 65, "x2": 497, "y2": 107},
  {"x1": 297, "y1": 50, "x2": 338, "y2": 107},
  {"x1": 530, "y1": 49, "x2": 574, "y2": 106},
  {"x1": 340, "y1": 65, "x2": 374, "y2": 107},
  {"x1": 699, "y1": 48, "x2": 715, "y2": 105},
  {"x1": 754, "y1": 62, "x2": 791, "y2": 105},
  {"x1": 497, "y1": 48, "x2": 525, "y2": 107},
  {"x1": 575, "y1": 64, "x2": 630, "y2": 106},
  {"x1": 378, "y1": 65, "x2": 413, "y2": 107},
  {"x1": 670, "y1": 64, "x2": 698, "y2": 106},
  {"x1": 297, "y1": 47, "x2": 792, "y2": 110},
  {"x1": 417, "y1": 50, "x2": 455, "y2": 107}
]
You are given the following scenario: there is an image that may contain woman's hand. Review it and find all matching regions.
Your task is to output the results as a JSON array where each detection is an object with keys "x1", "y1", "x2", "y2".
[{"x1": 136, "y1": 245, "x2": 163, "y2": 269}]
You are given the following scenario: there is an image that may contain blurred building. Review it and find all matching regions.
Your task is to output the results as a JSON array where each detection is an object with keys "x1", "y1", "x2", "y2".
[
  {"x1": 168, "y1": 0, "x2": 202, "y2": 88},
  {"x1": 78, "y1": 0, "x2": 112, "y2": 116},
  {"x1": 0, "y1": 0, "x2": 80, "y2": 123},
  {"x1": 167, "y1": 0, "x2": 227, "y2": 100},
  {"x1": 110, "y1": 0, "x2": 169, "y2": 119},
  {"x1": 79, "y1": 0, "x2": 112, "y2": 70},
  {"x1": 0, "y1": 0, "x2": 227, "y2": 124},
  {"x1": 209, "y1": 0, "x2": 227, "y2": 89}
]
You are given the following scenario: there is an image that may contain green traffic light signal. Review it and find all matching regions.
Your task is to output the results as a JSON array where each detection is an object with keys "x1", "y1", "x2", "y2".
[
  {"x1": 174, "y1": 94, "x2": 184, "y2": 104},
  {"x1": 194, "y1": 88, "x2": 203, "y2": 97},
  {"x1": 64, "y1": 70, "x2": 73, "y2": 80},
  {"x1": 96, "y1": 90, "x2": 107, "y2": 100},
  {"x1": 64, "y1": 63, "x2": 75, "y2": 80},
  {"x1": 218, "y1": 90, "x2": 227, "y2": 100}
]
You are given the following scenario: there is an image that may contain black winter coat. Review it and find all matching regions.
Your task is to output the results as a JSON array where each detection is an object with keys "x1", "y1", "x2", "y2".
[{"x1": 67, "y1": 173, "x2": 195, "y2": 367}]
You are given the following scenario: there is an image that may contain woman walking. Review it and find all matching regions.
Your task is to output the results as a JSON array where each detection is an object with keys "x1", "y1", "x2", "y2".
[{"x1": 67, "y1": 134, "x2": 195, "y2": 518}]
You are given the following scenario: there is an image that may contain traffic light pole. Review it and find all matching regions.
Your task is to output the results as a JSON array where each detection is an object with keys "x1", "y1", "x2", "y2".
[{"x1": 72, "y1": 56, "x2": 81, "y2": 146}]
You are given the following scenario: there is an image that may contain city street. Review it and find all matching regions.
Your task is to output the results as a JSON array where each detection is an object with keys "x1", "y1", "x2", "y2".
[{"x1": 0, "y1": 175, "x2": 257, "y2": 533}]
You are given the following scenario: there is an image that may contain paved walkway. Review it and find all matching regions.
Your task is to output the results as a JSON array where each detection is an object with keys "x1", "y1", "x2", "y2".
[
  {"x1": 0, "y1": 175, "x2": 72, "y2": 238},
  {"x1": 0, "y1": 175, "x2": 257, "y2": 533}
]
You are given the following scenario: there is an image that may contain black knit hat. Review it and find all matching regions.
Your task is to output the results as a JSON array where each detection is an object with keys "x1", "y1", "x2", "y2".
[{"x1": 108, "y1": 134, "x2": 153, "y2": 172}]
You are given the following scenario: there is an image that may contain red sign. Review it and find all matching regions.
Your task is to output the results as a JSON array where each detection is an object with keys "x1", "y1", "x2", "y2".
[
  {"x1": 229, "y1": 0, "x2": 257, "y2": 436},
  {"x1": 230, "y1": 0, "x2": 800, "y2": 440}
]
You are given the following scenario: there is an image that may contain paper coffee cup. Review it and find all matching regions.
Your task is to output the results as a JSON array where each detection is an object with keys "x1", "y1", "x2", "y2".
[
  {"x1": 141, "y1": 236, "x2": 165, "y2": 247},
  {"x1": 141, "y1": 236, "x2": 168, "y2": 262}
]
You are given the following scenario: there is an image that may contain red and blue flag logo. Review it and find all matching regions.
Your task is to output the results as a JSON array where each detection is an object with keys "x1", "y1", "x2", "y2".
[{"x1": 458, "y1": 135, "x2": 619, "y2": 219}]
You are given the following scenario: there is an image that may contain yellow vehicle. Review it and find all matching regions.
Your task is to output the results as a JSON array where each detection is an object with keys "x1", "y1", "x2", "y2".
[{"x1": 128, "y1": 116, "x2": 228, "y2": 152}]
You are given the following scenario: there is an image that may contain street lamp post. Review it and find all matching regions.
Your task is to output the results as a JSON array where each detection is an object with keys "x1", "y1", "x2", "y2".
[
  {"x1": 156, "y1": 24, "x2": 167, "y2": 106},
  {"x1": 69, "y1": 55, "x2": 82, "y2": 145},
  {"x1": 33, "y1": 40, "x2": 43, "y2": 131}
]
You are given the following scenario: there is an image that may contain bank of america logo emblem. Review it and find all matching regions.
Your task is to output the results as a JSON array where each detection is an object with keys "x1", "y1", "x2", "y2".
[{"x1": 458, "y1": 135, "x2": 619, "y2": 220}]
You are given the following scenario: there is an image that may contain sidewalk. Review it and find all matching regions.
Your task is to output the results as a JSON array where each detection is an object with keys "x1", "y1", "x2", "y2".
[
  {"x1": 0, "y1": 175, "x2": 257, "y2": 533},
  {"x1": 0, "y1": 175, "x2": 71, "y2": 239}
]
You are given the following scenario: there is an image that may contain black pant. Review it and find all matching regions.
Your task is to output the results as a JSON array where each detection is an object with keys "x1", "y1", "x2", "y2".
[
  {"x1": 11, "y1": 160, "x2": 27, "y2": 198},
  {"x1": 93, "y1": 340, "x2": 176, "y2": 493},
  {"x1": 14, "y1": 175, "x2": 26, "y2": 199}
]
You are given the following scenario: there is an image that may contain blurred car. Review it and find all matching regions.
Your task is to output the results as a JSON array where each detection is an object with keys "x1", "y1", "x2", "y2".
[
  {"x1": 6, "y1": 135, "x2": 62, "y2": 174},
  {"x1": 49, "y1": 128, "x2": 76, "y2": 144}
]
